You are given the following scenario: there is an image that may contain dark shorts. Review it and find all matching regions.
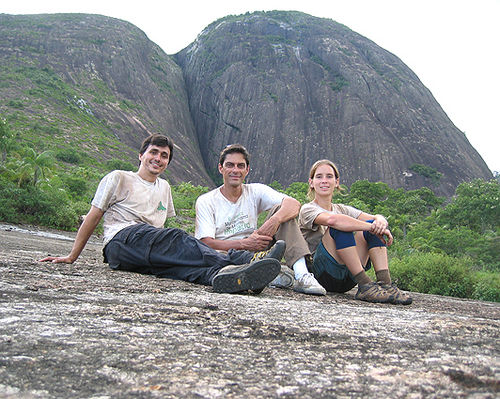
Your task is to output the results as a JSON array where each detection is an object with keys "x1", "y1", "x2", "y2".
[{"x1": 312, "y1": 241, "x2": 371, "y2": 293}]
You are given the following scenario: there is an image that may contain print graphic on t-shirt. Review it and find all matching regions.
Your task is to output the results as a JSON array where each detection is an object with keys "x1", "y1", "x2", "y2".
[
  {"x1": 223, "y1": 212, "x2": 251, "y2": 236},
  {"x1": 157, "y1": 201, "x2": 167, "y2": 211}
]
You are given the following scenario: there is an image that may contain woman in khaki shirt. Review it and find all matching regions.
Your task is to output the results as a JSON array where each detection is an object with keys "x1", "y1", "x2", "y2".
[{"x1": 298, "y1": 159, "x2": 412, "y2": 305}]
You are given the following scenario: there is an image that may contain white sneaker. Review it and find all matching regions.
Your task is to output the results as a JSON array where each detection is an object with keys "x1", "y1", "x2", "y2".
[
  {"x1": 293, "y1": 273, "x2": 326, "y2": 296},
  {"x1": 269, "y1": 265, "x2": 295, "y2": 289}
]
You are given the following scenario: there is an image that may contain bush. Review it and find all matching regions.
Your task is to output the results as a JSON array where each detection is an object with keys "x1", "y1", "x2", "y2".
[
  {"x1": 409, "y1": 163, "x2": 443, "y2": 183},
  {"x1": 407, "y1": 221, "x2": 499, "y2": 272},
  {"x1": 0, "y1": 180, "x2": 79, "y2": 230},
  {"x1": 62, "y1": 175, "x2": 89, "y2": 198},
  {"x1": 284, "y1": 182, "x2": 309, "y2": 204},
  {"x1": 390, "y1": 252, "x2": 476, "y2": 298},
  {"x1": 56, "y1": 148, "x2": 82, "y2": 164},
  {"x1": 471, "y1": 272, "x2": 500, "y2": 302},
  {"x1": 436, "y1": 179, "x2": 500, "y2": 233},
  {"x1": 105, "y1": 159, "x2": 136, "y2": 172},
  {"x1": 0, "y1": 178, "x2": 18, "y2": 221},
  {"x1": 171, "y1": 182, "x2": 210, "y2": 222}
]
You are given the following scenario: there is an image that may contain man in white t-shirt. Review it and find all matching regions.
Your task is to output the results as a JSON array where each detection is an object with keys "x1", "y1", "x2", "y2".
[
  {"x1": 39, "y1": 135, "x2": 284, "y2": 294},
  {"x1": 195, "y1": 144, "x2": 326, "y2": 295}
]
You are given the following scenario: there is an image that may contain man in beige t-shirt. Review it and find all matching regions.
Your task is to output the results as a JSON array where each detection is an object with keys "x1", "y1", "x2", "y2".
[{"x1": 39, "y1": 134, "x2": 283, "y2": 294}]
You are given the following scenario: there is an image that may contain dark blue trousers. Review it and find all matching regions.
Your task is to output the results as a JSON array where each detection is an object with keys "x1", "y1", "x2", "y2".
[{"x1": 103, "y1": 224, "x2": 253, "y2": 286}]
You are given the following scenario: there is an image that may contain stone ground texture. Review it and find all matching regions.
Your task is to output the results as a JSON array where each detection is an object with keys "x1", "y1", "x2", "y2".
[{"x1": 0, "y1": 224, "x2": 499, "y2": 398}]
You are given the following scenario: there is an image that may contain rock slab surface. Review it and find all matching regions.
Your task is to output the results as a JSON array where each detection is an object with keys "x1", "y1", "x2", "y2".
[{"x1": 0, "y1": 225, "x2": 498, "y2": 398}]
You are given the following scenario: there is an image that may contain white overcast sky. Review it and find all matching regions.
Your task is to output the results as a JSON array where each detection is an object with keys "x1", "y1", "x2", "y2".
[{"x1": 2, "y1": 0, "x2": 499, "y2": 173}]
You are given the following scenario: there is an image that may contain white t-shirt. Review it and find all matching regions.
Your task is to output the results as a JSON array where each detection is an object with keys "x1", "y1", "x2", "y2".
[
  {"x1": 92, "y1": 170, "x2": 176, "y2": 245},
  {"x1": 299, "y1": 201, "x2": 362, "y2": 253},
  {"x1": 195, "y1": 183, "x2": 286, "y2": 241}
]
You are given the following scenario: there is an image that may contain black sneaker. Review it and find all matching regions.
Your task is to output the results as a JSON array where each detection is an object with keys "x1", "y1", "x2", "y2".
[
  {"x1": 212, "y1": 258, "x2": 281, "y2": 294},
  {"x1": 250, "y1": 240, "x2": 286, "y2": 262}
]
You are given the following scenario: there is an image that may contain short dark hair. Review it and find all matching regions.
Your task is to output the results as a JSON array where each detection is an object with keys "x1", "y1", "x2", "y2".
[
  {"x1": 219, "y1": 144, "x2": 250, "y2": 166},
  {"x1": 139, "y1": 134, "x2": 174, "y2": 164}
]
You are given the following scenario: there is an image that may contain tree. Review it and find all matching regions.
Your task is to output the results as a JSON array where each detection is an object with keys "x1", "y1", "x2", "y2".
[
  {"x1": 437, "y1": 179, "x2": 500, "y2": 233},
  {"x1": 347, "y1": 180, "x2": 390, "y2": 210},
  {"x1": 11, "y1": 148, "x2": 55, "y2": 187}
]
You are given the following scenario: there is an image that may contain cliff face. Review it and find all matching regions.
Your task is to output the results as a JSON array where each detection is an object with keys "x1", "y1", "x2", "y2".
[
  {"x1": 176, "y1": 11, "x2": 492, "y2": 195},
  {"x1": 0, "y1": 13, "x2": 211, "y2": 185},
  {"x1": 0, "y1": 12, "x2": 493, "y2": 194}
]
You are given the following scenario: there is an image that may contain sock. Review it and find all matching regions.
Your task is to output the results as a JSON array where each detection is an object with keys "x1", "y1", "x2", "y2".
[
  {"x1": 353, "y1": 270, "x2": 372, "y2": 286},
  {"x1": 375, "y1": 269, "x2": 391, "y2": 285},
  {"x1": 292, "y1": 257, "x2": 309, "y2": 280}
]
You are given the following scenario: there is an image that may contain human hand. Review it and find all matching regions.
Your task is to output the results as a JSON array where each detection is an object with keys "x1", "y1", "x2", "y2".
[
  {"x1": 370, "y1": 215, "x2": 388, "y2": 236},
  {"x1": 39, "y1": 255, "x2": 75, "y2": 264},
  {"x1": 377, "y1": 228, "x2": 393, "y2": 246},
  {"x1": 242, "y1": 231, "x2": 274, "y2": 251},
  {"x1": 256, "y1": 216, "x2": 280, "y2": 238}
]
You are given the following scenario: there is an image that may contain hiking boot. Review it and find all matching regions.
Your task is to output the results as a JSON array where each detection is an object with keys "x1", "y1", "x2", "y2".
[
  {"x1": 293, "y1": 273, "x2": 326, "y2": 296},
  {"x1": 355, "y1": 282, "x2": 394, "y2": 303},
  {"x1": 250, "y1": 240, "x2": 286, "y2": 262},
  {"x1": 378, "y1": 282, "x2": 413, "y2": 305},
  {"x1": 212, "y1": 258, "x2": 281, "y2": 294},
  {"x1": 269, "y1": 265, "x2": 295, "y2": 289}
]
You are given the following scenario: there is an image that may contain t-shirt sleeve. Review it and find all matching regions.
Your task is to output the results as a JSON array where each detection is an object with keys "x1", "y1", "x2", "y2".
[
  {"x1": 91, "y1": 171, "x2": 120, "y2": 212},
  {"x1": 253, "y1": 184, "x2": 287, "y2": 213},
  {"x1": 299, "y1": 203, "x2": 323, "y2": 231},
  {"x1": 195, "y1": 194, "x2": 216, "y2": 240}
]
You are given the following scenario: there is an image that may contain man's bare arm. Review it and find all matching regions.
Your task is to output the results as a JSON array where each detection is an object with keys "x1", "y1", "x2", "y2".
[
  {"x1": 39, "y1": 206, "x2": 104, "y2": 264},
  {"x1": 201, "y1": 231, "x2": 273, "y2": 252},
  {"x1": 256, "y1": 197, "x2": 300, "y2": 237}
]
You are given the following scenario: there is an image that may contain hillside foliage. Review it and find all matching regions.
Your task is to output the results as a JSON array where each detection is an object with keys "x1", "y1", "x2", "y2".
[{"x1": 1, "y1": 118, "x2": 498, "y2": 302}]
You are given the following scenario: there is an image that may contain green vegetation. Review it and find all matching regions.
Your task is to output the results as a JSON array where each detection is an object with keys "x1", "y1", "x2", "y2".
[
  {"x1": 310, "y1": 53, "x2": 349, "y2": 92},
  {"x1": 410, "y1": 163, "x2": 443, "y2": 183},
  {"x1": 0, "y1": 117, "x2": 498, "y2": 302}
]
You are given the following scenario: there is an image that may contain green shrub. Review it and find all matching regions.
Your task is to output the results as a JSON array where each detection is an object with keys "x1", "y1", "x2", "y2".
[
  {"x1": 105, "y1": 159, "x2": 136, "y2": 172},
  {"x1": 171, "y1": 182, "x2": 210, "y2": 225},
  {"x1": 0, "y1": 178, "x2": 18, "y2": 221},
  {"x1": 0, "y1": 180, "x2": 78, "y2": 230},
  {"x1": 390, "y1": 252, "x2": 475, "y2": 298},
  {"x1": 284, "y1": 182, "x2": 309, "y2": 204},
  {"x1": 6, "y1": 99, "x2": 24, "y2": 109},
  {"x1": 409, "y1": 163, "x2": 443, "y2": 183},
  {"x1": 436, "y1": 179, "x2": 500, "y2": 233},
  {"x1": 407, "y1": 222, "x2": 499, "y2": 272},
  {"x1": 471, "y1": 272, "x2": 500, "y2": 302},
  {"x1": 56, "y1": 148, "x2": 82, "y2": 164},
  {"x1": 62, "y1": 175, "x2": 89, "y2": 198}
]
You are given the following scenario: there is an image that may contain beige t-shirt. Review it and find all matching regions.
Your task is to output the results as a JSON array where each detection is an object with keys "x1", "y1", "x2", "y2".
[
  {"x1": 92, "y1": 170, "x2": 175, "y2": 245},
  {"x1": 299, "y1": 201, "x2": 362, "y2": 253}
]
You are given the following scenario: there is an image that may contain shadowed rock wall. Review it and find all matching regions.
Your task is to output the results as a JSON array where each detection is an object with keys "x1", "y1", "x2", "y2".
[{"x1": 176, "y1": 11, "x2": 492, "y2": 196}]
